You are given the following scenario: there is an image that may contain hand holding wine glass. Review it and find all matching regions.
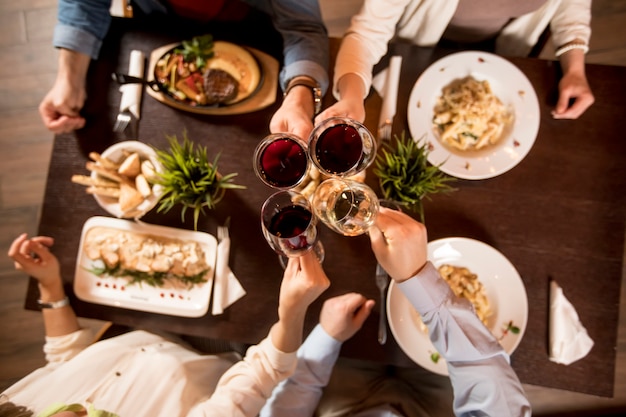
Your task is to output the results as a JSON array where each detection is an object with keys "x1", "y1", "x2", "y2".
[{"x1": 261, "y1": 190, "x2": 324, "y2": 264}]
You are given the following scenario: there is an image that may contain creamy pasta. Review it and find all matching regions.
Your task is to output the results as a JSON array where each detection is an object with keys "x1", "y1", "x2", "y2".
[
  {"x1": 433, "y1": 76, "x2": 513, "y2": 151},
  {"x1": 438, "y1": 264, "x2": 491, "y2": 325}
]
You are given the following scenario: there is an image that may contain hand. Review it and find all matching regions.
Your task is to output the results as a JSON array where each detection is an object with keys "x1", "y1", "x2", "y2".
[
  {"x1": 8, "y1": 233, "x2": 62, "y2": 289},
  {"x1": 315, "y1": 97, "x2": 365, "y2": 125},
  {"x1": 278, "y1": 251, "x2": 330, "y2": 319},
  {"x1": 270, "y1": 86, "x2": 315, "y2": 142},
  {"x1": 316, "y1": 73, "x2": 366, "y2": 124},
  {"x1": 552, "y1": 71, "x2": 594, "y2": 119},
  {"x1": 319, "y1": 293, "x2": 374, "y2": 342},
  {"x1": 39, "y1": 81, "x2": 87, "y2": 133},
  {"x1": 368, "y1": 208, "x2": 428, "y2": 282},
  {"x1": 552, "y1": 48, "x2": 594, "y2": 119}
]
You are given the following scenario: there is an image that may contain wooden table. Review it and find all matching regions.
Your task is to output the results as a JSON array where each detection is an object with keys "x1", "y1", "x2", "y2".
[{"x1": 27, "y1": 17, "x2": 625, "y2": 397}]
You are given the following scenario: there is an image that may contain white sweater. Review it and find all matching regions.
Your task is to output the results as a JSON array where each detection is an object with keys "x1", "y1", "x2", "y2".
[{"x1": 334, "y1": 0, "x2": 591, "y2": 97}]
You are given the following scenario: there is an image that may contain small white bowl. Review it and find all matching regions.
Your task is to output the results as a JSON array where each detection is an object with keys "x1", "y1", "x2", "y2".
[{"x1": 91, "y1": 141, "x2": 163, "y2": 219}]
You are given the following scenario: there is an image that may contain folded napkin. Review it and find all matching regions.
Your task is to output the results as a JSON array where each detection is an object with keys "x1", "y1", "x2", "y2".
[
  {"x1": 119, "y1": 50, "x2": 145, "y2": 119},
  {"x1": 212, "y1": 236, "x2": 246, "y2": 315},
  {"x1": 549, "y1": 280, "x2": 594, "y2": 365},
  {"x1": 372, "y1": 55, "x2": 403, "y2": 130}
]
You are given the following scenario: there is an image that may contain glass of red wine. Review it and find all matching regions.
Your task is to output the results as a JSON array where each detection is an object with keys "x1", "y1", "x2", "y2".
[
  {"x1": 308, "y1": 117, "x2": 376, "y2": 178},
  {"x1": 261, "y1": 190, "x2": 324, "y2": 265},
  {"x1": 253, "y1": 133, "x2": 310, "y2": 189}
]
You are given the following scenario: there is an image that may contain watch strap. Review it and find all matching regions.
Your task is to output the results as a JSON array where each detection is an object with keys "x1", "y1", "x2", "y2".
[
  {"x1": 284, "y1": 76, "x2": 322, "y2": 116},
  {"x1": 38, "y1": 296, "x2": 70, "y2": 309}
]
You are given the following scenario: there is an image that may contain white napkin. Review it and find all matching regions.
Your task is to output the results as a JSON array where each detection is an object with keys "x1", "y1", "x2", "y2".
[
  {"x1": 119, "y1": 50, "x2": 145, "y2": 119},
  {"x1": 372, "y1": 55, "x2": 403, "y2": 131},
  {"x1": 549, "y1": 280, "x2": 594, "y2": 365},
  {"x1": 212, "y1": 236, "x2": 246, "y2": 315}
]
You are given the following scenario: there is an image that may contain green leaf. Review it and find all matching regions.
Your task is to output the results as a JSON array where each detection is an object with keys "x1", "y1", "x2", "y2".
[
  {"x1": 373, "y1": 131, "x2": 456, "y2": 223},
  {"x1": 154, "y1": 131, "x2": 246, "y2": 230}
]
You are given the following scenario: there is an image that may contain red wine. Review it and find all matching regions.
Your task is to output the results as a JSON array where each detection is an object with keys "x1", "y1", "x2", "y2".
[
  {"x1": 315, "y1": 124, "x2": 363, "y2": 174},
  {"x1": 259, "y1": 138, "x2": 308, "y2": 187},
  {"x1": 269, "y1": 204, "x2": 312, "y2": 240}
]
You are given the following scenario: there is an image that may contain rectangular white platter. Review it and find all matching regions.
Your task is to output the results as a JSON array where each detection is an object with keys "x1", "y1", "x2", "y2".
[{"x1": 74, "y1": 216, "x2": 217, "y2": 317}]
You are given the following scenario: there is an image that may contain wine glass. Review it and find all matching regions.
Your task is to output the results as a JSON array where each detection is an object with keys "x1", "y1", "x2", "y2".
[
  {"x1": 253, "y1": 133, "x2": 310, "y2": 189},
  {"x1": 261, "y1": 190, "x2": 324, "y2": 264},
  {"x1": 312, "y1": 178, "x2": 380, "y2": 237},
  {"x1": 308, "y1": 116, "x2": 377, "y2": 178}
]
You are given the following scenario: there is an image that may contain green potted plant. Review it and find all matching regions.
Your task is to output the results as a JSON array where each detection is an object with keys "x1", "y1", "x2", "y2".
[
  {"x1": 154, "y1": 131, "x2": 245, "y2": 230},
  {"x1": 373, "y1": 131, "x2": 456, "y2": 223}
]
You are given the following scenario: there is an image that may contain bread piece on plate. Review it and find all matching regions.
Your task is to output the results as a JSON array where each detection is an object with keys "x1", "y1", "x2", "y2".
[
  {"x1": 72, "y1": 174, "x2": 120, "y2": 188},
  {"x1": 119, "y1": 182, "x2": 144, "y2": 213},
  {"x1": 141, "y1": 160, "x2": 158, "y2": 181},
  {"x1": 135, "y1": 174, "x2": 152, "y2": 198},
  {"x1": 86, "y1": 162, "x2": 122, "y2": 182},
  {"x1": 86, "y1": 186, "x2": 121, "y2": 198},
  {"x1": 89, "y1": 152, "x2": 120, "y2": 170},
  {"x1": 118, "y1": 153, "x2": 141, "y2": 177}
]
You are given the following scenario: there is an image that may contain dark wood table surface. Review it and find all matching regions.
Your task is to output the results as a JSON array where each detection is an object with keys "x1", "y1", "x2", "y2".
[{"x1": 26, "y1": 17, "x2": 625, "y2": 397}]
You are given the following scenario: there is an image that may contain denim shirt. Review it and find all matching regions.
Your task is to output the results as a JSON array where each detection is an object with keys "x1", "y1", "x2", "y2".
[{"x1": 53, "y1": 0, "x2": 329, "y2": 93}]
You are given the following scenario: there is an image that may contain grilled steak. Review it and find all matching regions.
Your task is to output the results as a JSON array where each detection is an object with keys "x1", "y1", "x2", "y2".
[{"x1": 203, "y1": 69, "x2": 238, "y2": 105}]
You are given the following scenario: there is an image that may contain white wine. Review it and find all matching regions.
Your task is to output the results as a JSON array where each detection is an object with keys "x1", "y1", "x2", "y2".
[{"x1": 315, "y1": 179, "x2": 379, "y2": 236}]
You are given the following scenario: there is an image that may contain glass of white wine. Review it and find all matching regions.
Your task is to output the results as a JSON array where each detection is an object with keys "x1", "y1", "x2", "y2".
[{"x1": 312, "y1": 178, "x2": 380, "y2": 236}]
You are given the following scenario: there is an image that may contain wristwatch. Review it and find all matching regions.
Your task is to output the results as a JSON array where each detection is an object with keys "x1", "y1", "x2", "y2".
[
  {"x1": 38, "y1": 296, "x2": 70, "y2": 309},
  {"x1": 284, "y1": 76, "x2": 322, "y2": 116}
]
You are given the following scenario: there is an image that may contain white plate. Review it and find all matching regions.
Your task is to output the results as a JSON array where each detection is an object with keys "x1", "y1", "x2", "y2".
[
  {"x1": 74, "y1": 216, "x2": 217, "y2": 317},
  {"x1": 92, "y1": 141, "x2": 164, "y2": 219},
  {"x1": 407, "y1": 51, "x2": 540, "y2": 180},
  {"x1": 387, "y1": 237, "x2": 528, "y2": 376}
]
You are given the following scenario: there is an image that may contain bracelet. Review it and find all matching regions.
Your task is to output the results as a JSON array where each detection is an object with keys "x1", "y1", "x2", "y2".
[
  {"x1": 284, "y1": 76, "x2": 322, "y2": 116},
  {"x1": 555, "y1": 43, "x2": 589, "y2": 57},
  {"x1": 38, "y1": 296, "x2": 70, "y2": 309}
]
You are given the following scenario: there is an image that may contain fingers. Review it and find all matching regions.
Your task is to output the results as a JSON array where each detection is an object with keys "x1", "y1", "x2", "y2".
[
  {"x1": 8, "y1": 233, "x2": 28, "y2": 258},
  {"x1": 552, "y1": 94, "x2": 594, "y2": 119},
  {"x1": 283, "y1": 256, "x2": 301, "y2": 278},
  {"x1": 28, "y1": 240, "x2": 54, "y2": 263},
  {"x1": 49, "y1": 115, "x2": 86, "y2": 134},
  {"x1": 31, "y1": 236, "x2": 55, "y2": 248}
]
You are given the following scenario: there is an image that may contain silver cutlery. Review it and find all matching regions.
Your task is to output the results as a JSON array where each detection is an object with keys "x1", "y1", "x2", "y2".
[
  {"x1": 375, "y1": 262, "x2": 389, "y2": 344},
  {"x1": 113, "y1": 111, "x2": 132, "y2": 133},
  {"x1": 217, "y1": 217, "x2": 231, "y2": 244},
  {"x1": 378, "y1": 118, "x2": 393, "y2": 143}
]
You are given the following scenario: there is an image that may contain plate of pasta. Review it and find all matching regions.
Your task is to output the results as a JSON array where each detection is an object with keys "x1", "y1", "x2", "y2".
[
  {"x1": 387, "y1": 237, "x2": 528, "y2": 376},
  {"x1": 407, "y1": 51, "x2": 539, "y2": 180}
]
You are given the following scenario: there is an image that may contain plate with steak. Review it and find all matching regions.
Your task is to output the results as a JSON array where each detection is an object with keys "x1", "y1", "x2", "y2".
[{"x1": 145, "y1": 35, "x2": 277, "y2": 114}]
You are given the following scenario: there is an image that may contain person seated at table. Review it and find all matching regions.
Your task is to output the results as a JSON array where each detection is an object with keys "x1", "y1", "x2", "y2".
[
  {"x1": 260, "y1": 207, "x2": 532, "y2": 417},
  {"x1": 2, "y1": 233, "x2": 330, "y2": 417},
  {"x1": 318, "y1": 0, "x2": 594, "y2": 123},
  {"x1": 39, "y1": 0, "x2": 328, "y2": 141}
]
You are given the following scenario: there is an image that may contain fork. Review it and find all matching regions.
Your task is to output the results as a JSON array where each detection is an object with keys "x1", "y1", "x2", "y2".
[
  {"x1": 217, "y1": 217, "x2": 231, "y2": 243},
  {"x1": 113, "y1": 111, "x2": 132, "y2": 133},
  {"x1": 375, "y1": 262, "x2": 389, "y2": 344}
]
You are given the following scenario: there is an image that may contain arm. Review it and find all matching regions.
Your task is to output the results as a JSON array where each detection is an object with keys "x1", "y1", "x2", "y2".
[
  {"x1": 552, "y1": 44, "x2": 594, "y2": 119},
  {"x1": 260, "y1": 293, "x2": 374, "y2": 417},
  {"x1": 250, "y1": 0, "x2": 327, "y2": 141},
  {"x1": 369, "y1": 209, "x2": 531, "y2": 417},
  {"x1": 8, "y1": 234, "x2": 80, "y2": 337},
  {"x1": 40, "y1": 0, "x2": 112, "y2": 133},
  {"x1": 318, "y1": 0, "x2": 410, "y2": 122},
  {"x1": 192, "y1": 252, "x2": 330, "y2": 417},
  {"x1": 549, "y1": 0, "x2": 594, "y2": 119}
]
